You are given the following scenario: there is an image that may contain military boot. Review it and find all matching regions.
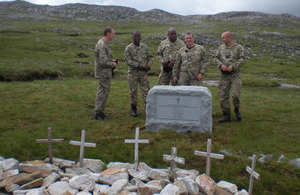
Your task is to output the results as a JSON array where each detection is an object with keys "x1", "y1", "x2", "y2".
[
  {"x1": 131, "y1": 104, "x2": 138, "y2": 117},
  {"x1": 235, "y1": 108, "x2": 242, "y2": 121},
  {"x1": 218, "y1": 113, "x2": 231, "y2": 123},
  {"x1": 94, "y1": 111, "x2": 105, "y2": 121}
]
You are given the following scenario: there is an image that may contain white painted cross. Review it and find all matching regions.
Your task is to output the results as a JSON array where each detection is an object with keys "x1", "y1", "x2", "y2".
[
  {"x1": 163, "y1": 147, "x2": 185, "y2": 179},
  {"x1": 124, "y1": 127, "x2": 149, "y2": 170},
  {"x1": 70, "y1": 130, "x2": 96, "y2": 167},
  {"x1": 246, "y1": 154, "x2": 260, "y2": 195},
  {"x1": 194, "y1": 139, "x2": 224, "y2": 176},
  {"x1": 36, "y1": 127, "x2": 64, "y2": 164}
]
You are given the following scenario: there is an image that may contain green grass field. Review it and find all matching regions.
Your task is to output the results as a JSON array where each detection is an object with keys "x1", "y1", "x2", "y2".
[{"x1": 0, "y1": 19, "x2": 299, "y2": 194}]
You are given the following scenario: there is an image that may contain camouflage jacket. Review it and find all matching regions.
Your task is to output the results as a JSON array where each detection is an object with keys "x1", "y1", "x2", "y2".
[
  {"x1": 172, "y1": 44, "x2": 209, "y2": 79},
  {"x1": 124, "y1": 43, "x2": 153, "y2": 73},
  {"x1": 156, "y1": 38, "x2": 185, "y2": 67},
  {"x1": 94, "y1": 38, "x2": 114, "y2": 79},
  {"x1": 214, "y1": 43, "x2": 246, "y2": 73}
]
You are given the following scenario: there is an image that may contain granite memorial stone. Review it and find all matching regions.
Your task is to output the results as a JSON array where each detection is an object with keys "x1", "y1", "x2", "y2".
[{"x1": 146, "y1": 86, "x2": 212, "y2": 134}]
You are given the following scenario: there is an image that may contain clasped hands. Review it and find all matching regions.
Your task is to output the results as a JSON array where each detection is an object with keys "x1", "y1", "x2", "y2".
[
  {"x1": 138, "y1": 64, "x2": 150, "y2": 71},
  {"x1": 221, "y1": 64, "x2": 233, "y2": 72},
  {"x1": 162, "y1": 60, "x2": 175, "y2": 68}
]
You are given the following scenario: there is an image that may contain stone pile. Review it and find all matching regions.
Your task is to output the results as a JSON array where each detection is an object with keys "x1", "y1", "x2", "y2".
[{"x1": 0, "y1": 156, "x2": 249, "y2": 195}]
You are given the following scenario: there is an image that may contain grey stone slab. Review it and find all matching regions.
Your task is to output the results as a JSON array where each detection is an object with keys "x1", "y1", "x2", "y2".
[{"x1": 146, "y1": 86, "x2": 212, "y2": 134}]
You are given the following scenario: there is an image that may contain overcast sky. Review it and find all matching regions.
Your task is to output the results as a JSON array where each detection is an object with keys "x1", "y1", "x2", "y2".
[{"x1": 1, "y1": 0, "x2": 300, "y2": 17}]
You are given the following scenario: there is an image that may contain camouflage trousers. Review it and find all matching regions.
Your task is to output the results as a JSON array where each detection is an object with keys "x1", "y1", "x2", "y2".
[
  {"x1": 127, "y1": 71, "x2": 150, "y2": 106},
  {"x1": 158, "y1": 68, "x2": 176, "y2": 86},
  {"x1": 218, "y1": 73, "x2": 241, "y2": 115},
  {"x1": 95, "y1": 76, "x2": 111, "y2": 114},
  {"x1": 178, "y1": 71, "x2": 201, "y2": 86}
]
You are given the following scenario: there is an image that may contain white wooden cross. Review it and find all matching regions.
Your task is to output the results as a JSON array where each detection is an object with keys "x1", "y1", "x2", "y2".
[
  {"x1": 36, "y1": 127, "x2": 64, "y2": 164},
  {"x1": 70, "y1": 130, "x2": 96, "y2": 167},
  {"x1": 163, "y1": 147, "x2": 185, "y2": 179},
  {"x1": 246, "y1": 154, "x2": 260, "y2": 195},
  {"x1": 124, "y1": 127, "x2": 149, "y2": 170},
  {"x1": 194, "y1": 139, "x2": 224, "y2": 176}
]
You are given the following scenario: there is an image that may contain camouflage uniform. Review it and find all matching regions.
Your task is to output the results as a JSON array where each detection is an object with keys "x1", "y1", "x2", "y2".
[
  {"x1": 172, "y1": 44, "x2": 209, "y2": 86},
  {"x1": 156, "y1": 38, "x2": 185, "y2": 85},
  {"x1": 124, "y1": 43, "x2": 153, "y2": 106},
  {"x1": 214, "y1": 43, "x2": 246, "y2": 115},
  {"x1": 94, "y1": 38, "x2": 115, "y2": 114}
]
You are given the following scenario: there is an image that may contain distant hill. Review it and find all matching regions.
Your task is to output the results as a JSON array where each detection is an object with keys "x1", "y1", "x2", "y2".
[
  {"x1": 0, "y1": 0, "x2": 298, "y2": 24},
  {"x1": 0, "y1": 0, "x2": 182, "y2": 22}
]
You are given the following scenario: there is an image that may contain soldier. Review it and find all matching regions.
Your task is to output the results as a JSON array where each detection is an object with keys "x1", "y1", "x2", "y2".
[
  {"x1": 156, "y1": 27, "x2": 185, "y2": 85},
  {"x1": 94, "y1": 27, "x2": 119, "y2": 121},
  {"x1": 124, "y1": 30, "x2": 153, "y2": 117},
  {"x1": 172, "y1": 32, "x2": 209, "y2": 86},
  {"x1": 214, "y1": 31, "x2": 246, "y2": 123}
]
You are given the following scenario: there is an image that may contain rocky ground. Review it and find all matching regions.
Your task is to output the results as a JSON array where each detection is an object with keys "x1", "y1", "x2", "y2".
[
  {"x1": 0, "y1": 1, "x2": 299, "y2": 61},
  {"x1": 0, "y1": 156, "x2": 251, "y2": 195},
  {"x1": 1, "y1": 153, "x2": 299, "y2": 194}
]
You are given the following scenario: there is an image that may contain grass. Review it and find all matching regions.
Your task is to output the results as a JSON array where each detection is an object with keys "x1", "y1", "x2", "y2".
[
  {"x1": 0, "y1": 17, "x2": 299, "y2": 194},
  {"x1": 0, "y1": 78, "x2": 299, "y2": 194}
]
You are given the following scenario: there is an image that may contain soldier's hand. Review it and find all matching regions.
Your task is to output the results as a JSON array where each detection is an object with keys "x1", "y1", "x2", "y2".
[
  {"x1": 173, "y1": 77, "x2": 178, "y2": 84},
  {"x1": 169, "y1": 60, "x2": 175, "y2": 68},
  {"x1": 138, "y1": 64, "x2": 144, "y2": 71},
  {"x1": 145, "y1": 65, "x2": 150, "y2": 71},
  {"x1": 221, "y1": 64, "x2": 228, "y2": 71},
  {"x1": 197, "y1": 73, "x2": 203, "y2": 81},
  {"x1": 227, "y1": 66, "x2": 233, "y2": 72},
  {"x1": 113, "y1": 61, "x2": 118, "y2": 68},
  {"x1": 162, "y1": 61, "x2": 169, "y2": 66}
]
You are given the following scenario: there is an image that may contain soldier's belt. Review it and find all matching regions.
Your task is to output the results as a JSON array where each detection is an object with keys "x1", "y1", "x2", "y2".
[{"x1": 221, "y1": 70, "x2": 233, "y2": 75}]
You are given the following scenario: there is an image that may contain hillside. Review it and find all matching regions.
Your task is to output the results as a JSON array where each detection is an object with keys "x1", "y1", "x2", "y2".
[
  {"x1": 0, "y1": 0, "x2": 182, "y2": 22},
  {"x1": 0, "y1": 0, "x2": 299, "y2": 23},
  {"x1": 0, "y1": 0, "x2": 299, "y2": 82}
]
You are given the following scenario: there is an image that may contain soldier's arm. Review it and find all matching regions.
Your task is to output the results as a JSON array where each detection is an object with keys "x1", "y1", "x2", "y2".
[
  {"x1": 172, "y1": 53, "x2": 182, "y2": 79},
  {"x1": 157, "y1": 43, "x2": 170, "y2": 67},
  {"x1": 95, "y1": 45, "x2": 114, "y2": 68},
  {"x1": 124, "y1": 46, "x2": 139, "y2": 68},
  {"x1": 232, "y1": 45, "x2": 246, "y2": 72},
  {"x1": 200, "y1": 48, "x2": 209, "y2": 75},
  {"x1": 156, "y1": 44, "x2": 164, "y2": 64},
  {"x1": 213, "y1": 47, "x2": 223, "y2": 69},
  {"x1": 169, "y1": 50, "x2": 179, "y2": 68},
  {"x1": 146, "y1": 46, "x2": 154, "y2": 68}
]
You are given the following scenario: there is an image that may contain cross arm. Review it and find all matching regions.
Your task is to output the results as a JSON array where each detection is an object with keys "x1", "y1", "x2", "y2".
[
  {"x1": 246, "y1": 166, "x2": 260, "y2": 180},
  {"x1": 124, "y1": 139, "x2": 149, "y2": 144},
  {"x1": 36, "y1": 139, "x2": 64, "y2": 143},
  {"x1": 194, "y1": 150, "x2": 224, "y2": 159},
  {"x1": 70, "y1": 141, "x2": 96, "y2": 147}
]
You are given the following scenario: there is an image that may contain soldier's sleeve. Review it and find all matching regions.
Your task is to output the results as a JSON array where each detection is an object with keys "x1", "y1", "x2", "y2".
[
  {"x1": 124, "y1": 46, "x2": 138, "y2": 68},
  {"x1": 232, "y1": 45, "x2": 246, "y2": 72},
  {"x1": 172, "y1": 52, "x2": 182, "y2": 78},
  {"x1": 156, "y1": 44, "x2": 164, "y2": 64},
  {"x1": 156, "y1": 43, "x2": 170, "y2": 68},
  {"x1": 95, "y1": 44, "x2": 114, "y2": 68},
  {"x1": 146, "y1": 46, "x2": 154, "y2": 67},
  {"x1": 213, "y1": 47, "x2": 223, "y2": 69},
  {"x1": 200, "y1": 48, "x2": 209, "y2": 75}
]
